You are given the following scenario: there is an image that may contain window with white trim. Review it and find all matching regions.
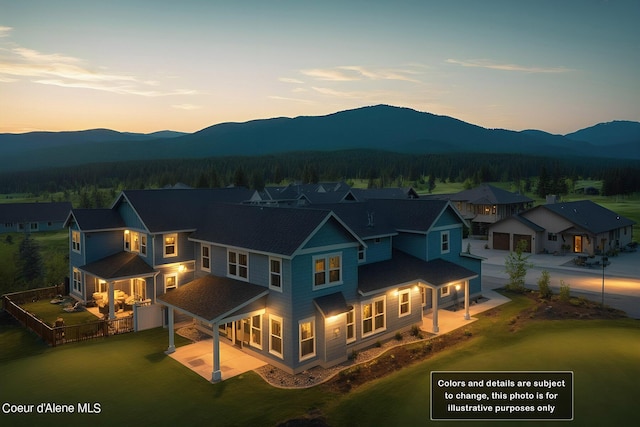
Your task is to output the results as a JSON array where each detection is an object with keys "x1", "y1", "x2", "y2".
[
  {"x1": 133, "y1": 278, "x2": 146, "y2": 300},
  {"x1": 269, "y1": 257, "x2": 282, "y2": 290},
  {"x1": 164, "y1": 233, "x2": 178, "y2": 257},
  {"x1": 441, "y1": 231, "x2": 450, "y2": 254},
  {"x1": 71, "y1": 230, "x2": 81, "y2": 254},
  {"x1": 124, "y1": 230, "x2": 131, "y2": 250},
  {"x1": 421, "y1": 286, "x2": 426, "y2": 307},
  {"x1": 164, "y1": 273, "x2": 178, "y2": 292},
  {"x1": 399, "y1": 289, "x2": 411, "y2": 317},
  {"x1": 228, "y1": 250, "x2": 248, "y2": 280},
  {"x1": 441, "y1": 286, "x2": 450, "y2": 297},
  {"x1": 313, "y1": 253, "x2": 342, "y2": 288},
  {"x1": 131, "y1": 231, "x2": 140, "y2": 252},
  {"x1": 250, "y1": 314, "x2": 262, "y2": 349},
  {"x1": 72, "y1": 268, "x2": 82, "y2": 293},
  {"x1": 269, "y1": 315, "x2": 283, "y2": 358},
  {"x1": 362, "y1": 296, "x2": 386, "y2": 337},
  {"x1": 201, "y1": 244, "x2": 210, "y2": 272},
  {"x1": 140, "y1": 234, "x2": 147, "y2": 256},
  {"x1": 346, "y1": 308, "x2": 356, "y2": 343},
  {"x1": 358, "y1": 245, "x2": 366, "y2": 263},
  {"x1": 299, "y1": 317, "x2": 316, "y2": 361}
]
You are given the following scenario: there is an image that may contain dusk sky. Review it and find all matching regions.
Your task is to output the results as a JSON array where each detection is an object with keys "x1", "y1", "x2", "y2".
[{"x1": 1, "y1": 0, "x2": 638, "y2": 135}]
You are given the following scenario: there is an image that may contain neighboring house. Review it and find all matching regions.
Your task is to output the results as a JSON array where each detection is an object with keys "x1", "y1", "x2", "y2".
[
  {"x1": 0, "y1": 202, "x2": 72, "y2": 233},
  {"x1": 66, "y1": 187, "x2": 482, "y2": 381},
  {"x1": 447, "y1": 184, "x2": 533, "y2": 236},
  {"x1": 488, "y1": 199, "x2": 635, "y2": 255}
]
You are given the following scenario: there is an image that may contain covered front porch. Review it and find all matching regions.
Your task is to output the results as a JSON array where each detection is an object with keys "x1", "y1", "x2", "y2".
[{"x1": 158, "y1": 275, "x2": 269, "y2": 382}]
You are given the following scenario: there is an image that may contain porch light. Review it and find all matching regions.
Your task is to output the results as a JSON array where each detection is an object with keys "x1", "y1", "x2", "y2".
[
  {"x1": 455, "y1": 284, "x2": 461, "y2": 291},
  {"x1": 178, "y1": 264, "x2": 185, "y2": 273},
  {"x1": 124, "y1": 229, "x2": 130, "y2": 234},
  {"x1": 393, "y1": 290, "x2": 399, "y2": 296},
  {"x1": 413, "y1": 285, "x2": 419, "y2": 292}
]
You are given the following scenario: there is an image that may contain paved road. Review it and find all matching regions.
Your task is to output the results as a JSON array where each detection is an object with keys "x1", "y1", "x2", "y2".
[{"x1": 466, "y1": 239, "x2": 640, "y2": 319}]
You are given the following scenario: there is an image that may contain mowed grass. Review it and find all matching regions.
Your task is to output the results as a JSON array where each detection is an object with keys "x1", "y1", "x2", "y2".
[
  {"x1": 19, "y1": 299, "x2": 99, "y2": 326},
  {"x1": 2, "y1": 293, "x2": 640, "y2": 426}
]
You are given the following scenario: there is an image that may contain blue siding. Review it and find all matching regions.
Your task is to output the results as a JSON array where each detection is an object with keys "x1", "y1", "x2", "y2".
[
  {"x1": 361, "y1": 236, "x2": 392, "y2": 264},
  {"x1": 152, "y1": 232, "x2": 194, "y2": 266},
  {"x1": 302, "y1": 217, "x2": 355, "y2": 250},
  {"x1": 117, "y1": 200, "x2": 145, "y2": 230},
  {"x1": 394, "y1": 232, "x2": 427, "y2": 260},
  {"x1": 84, "y1": 231, "x2": 123, "y2": 264}
]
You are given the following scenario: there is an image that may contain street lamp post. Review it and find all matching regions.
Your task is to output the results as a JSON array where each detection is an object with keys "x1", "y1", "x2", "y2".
[{"x1": 601, "y1": 255, "x2": 609, "y2": 309}]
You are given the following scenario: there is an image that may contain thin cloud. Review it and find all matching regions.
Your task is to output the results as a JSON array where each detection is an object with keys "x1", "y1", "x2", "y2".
[
  {"x1": 301, "y1": 65, "x2": 424, "y2": 83},
  {"x1": 0, "y1": 36, "x2": 198, "y2": 96},
  {"x1": 446, "y1": 58, "x2": 572, "y2": 73},
  {"x1": 311, "y1": 86, "x2": 360, "y2": 98},
  {"x1": 278, "y1": 77, "x2": 304, "y2": 84},
  {"x1": 268, "y1": 95, "x2": 313, "y2": 104},
  {"x1": 0, "y1": 26, "x2": 12, "y2": 37}
]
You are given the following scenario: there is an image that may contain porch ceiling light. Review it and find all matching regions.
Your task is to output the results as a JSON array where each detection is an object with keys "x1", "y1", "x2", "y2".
[{"x1": 178, "y1": 264, "x2": 185, "y2": 273}]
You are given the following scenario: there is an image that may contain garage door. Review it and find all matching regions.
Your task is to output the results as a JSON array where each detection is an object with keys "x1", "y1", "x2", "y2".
[
  {"x1": 493, "y1": 232, "x2": 510, "y2": 250},
  {"x1": 513, "y1": 234, "x2": 532, "y2": 253}
]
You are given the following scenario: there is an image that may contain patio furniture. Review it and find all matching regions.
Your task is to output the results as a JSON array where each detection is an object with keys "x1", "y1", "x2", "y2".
[
  {"x1": 63, "y1": 301, "x2": 83, "y2": 313},
  {"x1": 50, "y1": 295, "x2": 65, "y2": 304}
]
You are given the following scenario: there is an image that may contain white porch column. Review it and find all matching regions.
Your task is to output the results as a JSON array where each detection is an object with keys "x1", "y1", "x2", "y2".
[
  {"x1": 211, "y1": 323, "x2": 222, "y2": 382},
  {"x1": 464, "y1": 281, "x2": 471, "y2": 321},
  {"x1": 432, "y1": 287, "x2": 439, "y2": 333},
  {"x1": 166, "y1": 308, "x2": 176, "y2": 354},
  {"x1": 108, "y1": 281, "x2": 116, "y2": 320}
]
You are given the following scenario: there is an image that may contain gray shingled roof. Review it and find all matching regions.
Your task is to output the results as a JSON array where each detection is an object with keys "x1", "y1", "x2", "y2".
[
  {"x1": 191, "y1": 204, "x2": 342, "y2": 256},
  {"x1": 79, "y1": 252, "x2": 157, "y2": 281},
  {"x1": 67, "y1": 209, "x2": 126, "y2": 231},
  {"x1": 0, "y1": 202, "x2": 72, "y2": 222},
  {"x1": 118, "y1": 188, "x2": 254, "y2": 232},
  {"x1": 358, "y1": 250, "x2": 478, "y2": 294},
  {"x1": 313, "y1": 292, "x2": 353, "y2": 317},
  {"x1": 158, "y1": 275, "x2": 268, "y2": 323},
  {"x1": 541, "y1": 200, "x2": 635, "y2": 234},
  {"x1": 450, "y1": 184, "x2": 533, "y2": 205}
]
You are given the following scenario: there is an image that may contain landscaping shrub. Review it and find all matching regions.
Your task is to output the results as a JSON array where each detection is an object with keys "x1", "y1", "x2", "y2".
[{"x1": 537, "y1": 270, "x2": 553, "y2": 299}]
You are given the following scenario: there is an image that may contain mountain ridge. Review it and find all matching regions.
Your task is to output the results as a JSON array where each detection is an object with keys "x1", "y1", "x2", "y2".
[{"x1": 1, "y1": 105, "x2": 638, "y2": 172}]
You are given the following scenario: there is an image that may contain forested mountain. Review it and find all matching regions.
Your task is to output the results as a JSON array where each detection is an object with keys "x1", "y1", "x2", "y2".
[{"x1": 1, "y1": 105, "x2": 638, "y2": 172}]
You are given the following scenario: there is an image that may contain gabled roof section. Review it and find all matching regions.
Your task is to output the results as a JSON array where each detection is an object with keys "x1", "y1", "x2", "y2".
[
  {"x1": 358, "y1": 250, "x2": 478, "y2": 295},
  {"x1": 370, "y1": 199, "x2": 461, "y2": 232},
  {"x1": 113, "y1": 188, "x2": 254, "y2": 233},
  {"x1": 541, "y1": 200, "x2": 635, "y2": 234},
  {"x1": 64, "y1": 209, "x2": 125, "y2": 231},
  {"x1": 450, "y1": 184, "x2": 533, "y2": 205},
  {"x1": 191, "y1": 204, "x2": 360, "y2": 257},
  {"x1": 0, "y1": 202, "x2": 72, "y2": 222},
  {"x1": 79, "y1": 252, "x2": 157, "y2": 281},
  {"x1": 157, "y1": 275, "x2": 268, "y2": 323},
  {"x1": 491, "y1": 213, "x2": 545, "y2": 232}
]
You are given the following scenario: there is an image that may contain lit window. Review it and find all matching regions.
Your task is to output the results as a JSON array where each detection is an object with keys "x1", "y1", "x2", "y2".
[
  {"x1": 269, "y1": 257, "x2": 282, "y2": 290},
  {"x1": 134, "y1": 278, "x2": 146, "y2": 300},
  {"x1": 251, "y1": 314, "x2": 262, "y2": 349},
  {"x1": 164, "y1": 234, "x2": 177, "y2": 257},
  {"x1": 131, "y1": 231, "x2": 140, "y2": 252},
  {"x1": 441, "y1": 286, "x2": 450, "y2": 297},
  {"x1": 270, "y1": 315, "x2": 283, "y2": 358},
  {"x1": 299, "y1": 318, "x2": 316, "y2": 361},
  {"x1": 362, "y1": 296, "x2": 386, "y2": 337},
  {"x1": 313, "y1": 253, "x2": 342, "y2": 288},
  {"x1": 201, "y1": 244, "x2": 210, "y2": 272},
  {"x1": 124, "y1": 230, "x2": 130, "y2": 250},
  {"x1": 165, "y1": 274, "x2": 177, "y2": 291},
  {"x1": 228, "y1": 250, "x2": 248, "y2": 280},
  {"x1": 399, "y1": 289, "x2": 411, "y2": 317},
  {"x1": 140, "y1": 234, "x2": 147, "y2": 256},
  {"x1": 71, "y1": 230, "x2": 81, "y2": 253}
]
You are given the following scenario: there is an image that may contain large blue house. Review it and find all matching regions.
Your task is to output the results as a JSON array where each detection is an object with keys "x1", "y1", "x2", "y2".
[{"x1": 65, "y1": 187, "x2": 482, "y2": 380}]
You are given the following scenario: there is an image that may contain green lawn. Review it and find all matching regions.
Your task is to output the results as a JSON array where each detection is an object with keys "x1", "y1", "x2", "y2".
[
  {"x1": 19, "y1": 299, "x2": 99, "y2": 326},
  {"x1": 1, "y1": 293, "x2": 640, "y2": 426}
]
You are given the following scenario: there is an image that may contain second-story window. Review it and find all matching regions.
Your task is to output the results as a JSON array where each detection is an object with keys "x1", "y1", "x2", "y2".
[
  {"x1": 71, "y1": 230, "x2": 81, "y2": 254},
  {"x1": 269, "y1": 257, "x2": 282, "y2": 290},
  {"x1": 228, "y1": 249, "x2": 248, "y2": 280},
  {"x1": 201, "y1": 244, "x2": 210, "y2": 272},
  {"x1": 164, "y1": 234, "x2": 178, "y2": 257},
  {"x1": 313, "y1": 253, "x2": 342, "y2": 288},
  {"x1": 441, "y1": 231, "x2": 450, "y2": 254},
  {"x1": 140, "y1": 234, "x2": 147, "y2": 256}
]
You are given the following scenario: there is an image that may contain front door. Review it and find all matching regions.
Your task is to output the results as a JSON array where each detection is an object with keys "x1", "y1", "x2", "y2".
[
  {"x1": 574, "y1": 236, "x2": 583, "y2": 253},
  {"x1": 234, "y1": 319, "x2": 251, "y2": 347}
]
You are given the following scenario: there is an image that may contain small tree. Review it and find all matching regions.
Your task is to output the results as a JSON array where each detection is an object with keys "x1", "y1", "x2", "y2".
[
  {"x1": 537, "y1": 270, "x2": 552, "y2": 299},
  {"x1": 559, "y1": 280, "x2": 571, "y2": 302},
  {"x1": 504, "y1": 240, "x2": 532, "y2": 293},
  {"x1": 16, "y1": 234, "x2": 44, "y2": 288}
]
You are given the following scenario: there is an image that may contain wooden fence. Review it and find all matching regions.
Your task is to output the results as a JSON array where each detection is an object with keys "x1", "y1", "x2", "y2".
[{"x1": 2, "y1": 286, "x2": 134, "y2": 347}]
